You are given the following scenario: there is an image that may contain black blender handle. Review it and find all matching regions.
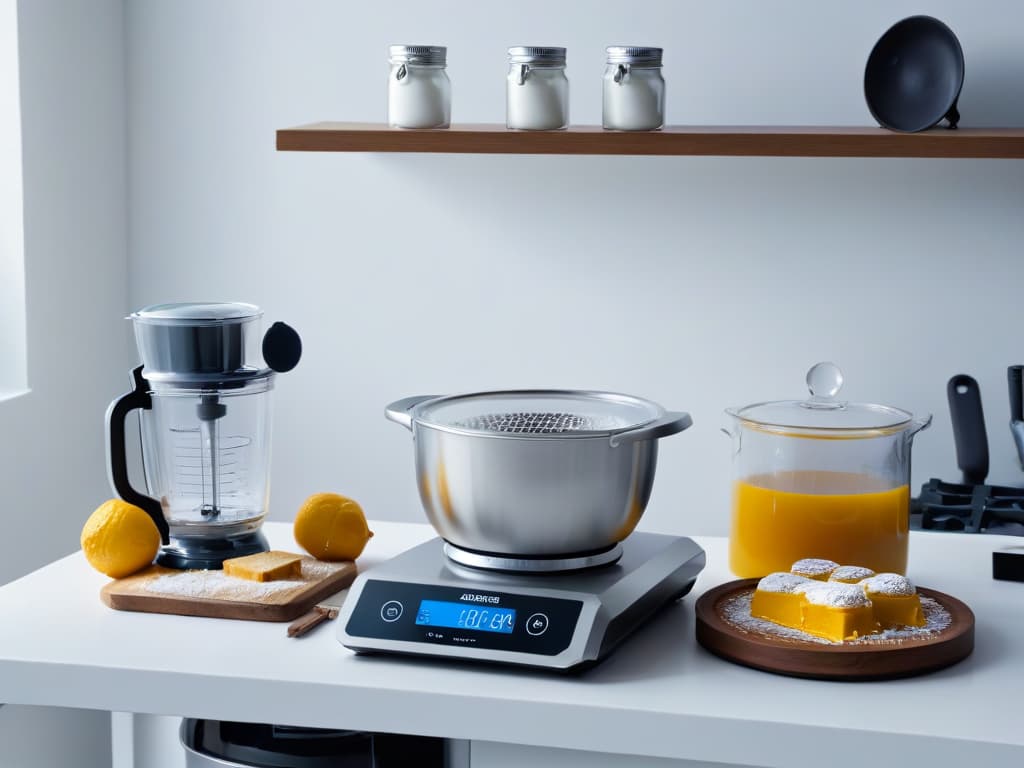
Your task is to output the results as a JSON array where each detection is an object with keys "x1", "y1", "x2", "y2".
[
  {"x1": 947, "y1": 374, "x2": 989, "y2": 486},
  {"x1": 105, "y1": 366, "x2": 169, "y2": 543},
  {"x1": 262, "y1": 321, "x2": 302, "y2": 373},
  {"x1": 1009, "y1": 366, "x2": 1024, "y2": 422}
]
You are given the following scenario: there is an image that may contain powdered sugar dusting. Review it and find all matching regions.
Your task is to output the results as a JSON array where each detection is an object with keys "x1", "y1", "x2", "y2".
[
  {"x1": 142, "y1": 558, "x2": 351, "y2": 601},
  {"x1": 145, "y1": 570, "x2": 305, "y2": 600},
  {"x1": 300, "y1": 559, "x2": 347, "y2": 579},
  {"x1": 829, "y1": 565, "x2": 875, "y2": 583},
  {"x1": 801, "y1": 582, "x2": 870, "y2": 608},
  {"x1": 791, "y1": 558, "x2": 838, "y2": 578},
  {"x1": 756, "y1": 572, "x2": 813, "y2": 594},
  {"x1": 720, "y1": 590, "x2": 951, "y2": 646},
  {"x1": 861, "y1": 573, "x2": 916, "y2": 596}
]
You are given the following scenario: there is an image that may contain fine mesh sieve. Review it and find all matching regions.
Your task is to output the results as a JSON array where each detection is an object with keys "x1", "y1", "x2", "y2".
[
  {"x1": 453, "y1": 412, "x2": 622, "y2": 434},
  {"x1": 403, "y1": 390, "x2": 665, "y2": 437}
]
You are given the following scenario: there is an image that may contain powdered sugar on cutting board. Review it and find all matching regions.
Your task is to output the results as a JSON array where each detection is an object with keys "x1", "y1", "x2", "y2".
[
  {"x1": 143, "y1": 559, "x2": 347, "y2": 601},
  {"x1": 720, "y1": 590, "x2": 951, "y2": 646}
]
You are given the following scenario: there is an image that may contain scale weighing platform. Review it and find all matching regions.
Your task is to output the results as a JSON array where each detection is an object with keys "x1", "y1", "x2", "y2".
[{"x1": 337, "y1": 532, "x2": 706, "y2": 672}]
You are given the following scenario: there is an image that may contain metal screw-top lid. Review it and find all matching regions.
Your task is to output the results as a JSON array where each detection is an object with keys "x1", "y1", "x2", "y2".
[
  {"x1": 389, "y1": 45, "x2": 447, "y2": 66},
  {"x1": 606, "y1": 46, "x2": 663, "y2": 66},
  {"x1": 508, "y1": 46, "x2": 567, "y2": 65}
]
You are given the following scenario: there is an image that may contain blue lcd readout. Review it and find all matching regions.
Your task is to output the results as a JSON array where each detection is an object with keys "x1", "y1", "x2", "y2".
[{"x1": 415, "y1": 600, "x2": 516, "y2": 634}]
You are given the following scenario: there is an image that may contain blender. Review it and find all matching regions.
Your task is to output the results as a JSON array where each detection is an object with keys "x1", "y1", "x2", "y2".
[{"x1": 105, "y1": 303, "x2": 302, "y2": 569}]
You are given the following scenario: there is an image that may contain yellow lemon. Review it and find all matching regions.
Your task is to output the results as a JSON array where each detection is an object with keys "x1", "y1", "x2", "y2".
[
  {"x1": 81, "y1": 499, "x2": 161, "y2": 578},
  {"x1": 293, "y1": 493, "x2": 373, "y2": 562}
]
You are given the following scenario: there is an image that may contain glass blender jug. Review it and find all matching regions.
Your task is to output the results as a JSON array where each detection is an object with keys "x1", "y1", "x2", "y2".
[
  {"x1": 724, "y1": 362, "x2": 931, "y2": 578},
  {"x1": 105, "y1": 303, "x2": 302, "y2": 569}
]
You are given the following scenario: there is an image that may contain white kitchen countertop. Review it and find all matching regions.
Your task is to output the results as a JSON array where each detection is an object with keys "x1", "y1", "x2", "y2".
[{"x1": 0, "y1": 521, "x2": 1021, "y2": 767}]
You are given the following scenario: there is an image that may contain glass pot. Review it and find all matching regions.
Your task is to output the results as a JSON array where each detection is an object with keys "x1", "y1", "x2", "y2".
[{"x1": 724, "y1": 363, "x2": 931, "y2": 577}]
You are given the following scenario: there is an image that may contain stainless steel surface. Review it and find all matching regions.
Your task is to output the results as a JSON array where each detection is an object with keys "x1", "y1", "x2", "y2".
[
  {"x1": 384, "y1": 394, "x2": 440, "y2": 430},
  {"x1": 130, "y1": 301, "x2": 264, "y2": 383},
  {"x1": 388, "y1": 44, "x2": 446, "y2": 65},
  {"x1": 443, "y1": 541, "x2": 623, "y2": 573},
  {"x1": 507, "y1": 46, "x2": 567, "y2": 64},
  {"x1": 338, "y1": 532, "x2": 707, "y2": 671},
  {"x1": 392, "y1": 389, "x2": 670, "y2": 438},
  {"x1": 606, "y1": 46, "x2": 663, "y2": 66},
  {"x1": 386, "y1": 390, "x2": 691, "y2": 557},
  {"x1": 609, "y1": 411, "x2": 692, "y2": 446}
]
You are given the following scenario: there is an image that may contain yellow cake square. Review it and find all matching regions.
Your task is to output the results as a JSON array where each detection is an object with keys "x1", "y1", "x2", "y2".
[
  {"x1": 860, "y1": 573, "x2": 925, "y2": 628},
  {"x1": 750, "y1": 572, "x2": 813, "y2": 629},
  {"x1": 799, "y1": 582, "x2": 879, "y2": 641},
  {"x1": 223, "y1": 551, "x2": 303, "y2": 582}
]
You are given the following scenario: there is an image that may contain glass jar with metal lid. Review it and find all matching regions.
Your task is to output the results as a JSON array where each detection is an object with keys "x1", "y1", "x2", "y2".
[
  {"x1": 387, "y1": 45, "x2": 450, "y2": 129},
  {"x1": 603, "y1": 46, "x2": 664, "y2": 131},
  {"x1": 724, "y1": 362, "x2": 932, "y2": 578},
  {"x1": 506, "y1": 46, "x2": 569, "y2": 130}
]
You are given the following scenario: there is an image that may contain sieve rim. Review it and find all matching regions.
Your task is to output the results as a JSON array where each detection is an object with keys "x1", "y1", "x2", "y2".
[{"x1": 405, "y1": 389, "x2": 665, "y2": 440}]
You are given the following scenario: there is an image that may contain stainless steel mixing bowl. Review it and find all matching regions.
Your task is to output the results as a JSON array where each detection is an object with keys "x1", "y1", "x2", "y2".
[{"x1": 385, "y1": 390, "x2": 691, "y2": 557}]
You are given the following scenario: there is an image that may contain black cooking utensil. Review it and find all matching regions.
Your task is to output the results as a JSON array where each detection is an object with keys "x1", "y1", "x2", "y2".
[
  {"x1": 864, "y1": 15, "x2": 964, "y2": 132},
  {"x1": 1008, "y1": 365, "x2": 1024, "y2": 470},
  {"x1": 948, "y1": 374, "x2": 989, "y2": 485}
]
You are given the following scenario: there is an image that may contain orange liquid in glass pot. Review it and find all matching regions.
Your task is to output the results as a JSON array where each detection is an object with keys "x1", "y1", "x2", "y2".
[{"x1": 729, "y1": 471, "x2": 909, "y2": 578}]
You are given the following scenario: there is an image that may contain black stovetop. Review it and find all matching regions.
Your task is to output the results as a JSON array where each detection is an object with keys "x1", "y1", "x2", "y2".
[{"x1": 911, "y1": 478, "x2": 1024, "y2": 535}]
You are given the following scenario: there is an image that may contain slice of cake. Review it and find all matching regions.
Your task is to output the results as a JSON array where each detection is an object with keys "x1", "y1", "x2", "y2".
[
  {"x1": 791, "y1": 558, "x2": 839, "y2": 581},
  {"x1": 829, "y1": 565, "x2": 876, "y2": 584},
  {"x1": 860, "y1": 573, "x2": 925, "y2": 628},
  {"x1": 223, "y1": 551, "x2": 303, "y2": 582},
  {"x1": 750, "y1": 572, "x2": 814, "y2": 628},
  {"x1": 800, "y1": 582, "x2": 879, "y2": 642}
]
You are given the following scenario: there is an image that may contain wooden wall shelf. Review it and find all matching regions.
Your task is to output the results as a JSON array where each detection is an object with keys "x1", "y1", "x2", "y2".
[{"x1": 277, "y1": 122, "x2": 1024, "y2": 159}]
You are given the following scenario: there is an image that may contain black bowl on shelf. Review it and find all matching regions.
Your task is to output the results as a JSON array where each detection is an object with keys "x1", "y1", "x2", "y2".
[{"x1": 864, "y1": 15, "x2": 964, "y2": 132}]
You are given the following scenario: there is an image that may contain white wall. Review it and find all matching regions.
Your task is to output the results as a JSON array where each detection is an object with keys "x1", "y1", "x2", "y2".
[
  {"x1": 0, "y1": 0, "x2": 127, "y2": 765},
  {"x1": 126, "y1": 0, "x2": 1024, "y2": 538},
  {"x1": 0, "y1": 0, "x2": 27, "y2": 397}
]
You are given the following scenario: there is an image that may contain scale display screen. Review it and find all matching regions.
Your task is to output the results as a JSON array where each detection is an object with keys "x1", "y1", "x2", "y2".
[{"x1": 415, "y1": 599, "x2": 516, "y2": 634}]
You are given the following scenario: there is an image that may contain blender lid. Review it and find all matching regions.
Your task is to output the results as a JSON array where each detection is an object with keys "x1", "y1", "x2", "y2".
[
  {"x1": 131, "y1": 302, "x2": 262, "y2": 325},
  {"x1": 729, "y1": 362, "x2": 914, "y2": 431},
  {"x1": 411, "y1": 389, "x2": 665, "y2": 437}
]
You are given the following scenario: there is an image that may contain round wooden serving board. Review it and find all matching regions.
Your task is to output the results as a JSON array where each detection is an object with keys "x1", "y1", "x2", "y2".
[{"x1": 695, "y1": 579, "x2": 974, "y2": 681}]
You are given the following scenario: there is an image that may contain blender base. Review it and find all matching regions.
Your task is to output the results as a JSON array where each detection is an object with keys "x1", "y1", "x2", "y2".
[{"x1": 156, "y1": 530, "x2": 270, "y2": 570}]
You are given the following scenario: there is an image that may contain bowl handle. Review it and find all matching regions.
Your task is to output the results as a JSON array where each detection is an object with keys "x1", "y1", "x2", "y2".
[
  {"x1": 385, "y1": 395, "x2": 441, "y2": 430},
  {"x1": 610, "y1": 411, "x2": 693, "y2": 447}
]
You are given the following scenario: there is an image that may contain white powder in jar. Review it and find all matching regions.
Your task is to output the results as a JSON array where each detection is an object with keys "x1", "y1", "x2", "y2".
[
  {"x1": 603, "y1": 67, "x2": 664, "y2": 131},
  {"x1": 388, "y1": 67, "x2": 450, "y2": 128},
  {"x1": 507, "y1": 68, "x2": 568, "y2": 130}
]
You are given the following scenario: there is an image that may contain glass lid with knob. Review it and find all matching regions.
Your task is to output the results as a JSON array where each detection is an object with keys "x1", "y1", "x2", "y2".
[{"x1": 726, "y1": 362, "x2": 919, "y2": 436}]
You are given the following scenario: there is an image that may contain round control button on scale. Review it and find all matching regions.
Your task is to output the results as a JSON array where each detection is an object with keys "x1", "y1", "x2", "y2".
[
  {"x1": 381, "y1": 600, "x2": 403, "y2": 622},
  {"x1": 526, "y1": 613, "x2": 549, "y2": 636}
]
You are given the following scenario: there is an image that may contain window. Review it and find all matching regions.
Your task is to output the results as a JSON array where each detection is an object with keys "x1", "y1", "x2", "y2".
[{"x1": 0, "y1": 0, "x2": 28, "y2": 399}]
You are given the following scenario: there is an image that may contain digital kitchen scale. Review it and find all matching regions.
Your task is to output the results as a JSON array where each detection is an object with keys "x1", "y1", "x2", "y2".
[{"x1": 337, "y1": 532, "x2": 706, "y2": 672}]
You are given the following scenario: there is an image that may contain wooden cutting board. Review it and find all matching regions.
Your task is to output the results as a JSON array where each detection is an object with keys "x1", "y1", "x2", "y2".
[
  {"x1": 101, "y1": 556, "x2": 357, "y2": 622},
  {"x1": 695, "y1": 578, "x2": 974, "y2": 681}
]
